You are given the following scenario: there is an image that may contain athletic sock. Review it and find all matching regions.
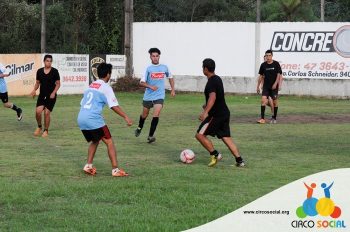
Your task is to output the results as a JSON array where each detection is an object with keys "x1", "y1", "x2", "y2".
[
  {"x1": 273, "y1": 107, "x2": 278, "y2": 119},
  {"x1": 44, "y1": 128, "x2": 48, "y2": 132},
  {"x1": 38, "y1": 124, "x2": 42, "y2": 128},
  {"x1": 261, "y1": 105, "x2": 266, "y2": 119},
  {"x1": 149, "y1": 117, "x2": 159, "y2": 137},
  {"x1": 210, "y1": 150, "x2": 219, "y2": 157},
  {"x1": 235, "y1": 156, "x2": 243, "y2": 163},
  {"x1": 138, "y1": 115, "x2": 146, "y2": 129},
  {"x1": 11, "y1": 104, "x2": 18, "y2": 111}
]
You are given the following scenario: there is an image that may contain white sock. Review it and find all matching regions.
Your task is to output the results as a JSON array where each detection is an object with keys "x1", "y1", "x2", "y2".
[
  {"x1": 112, "y1": 168, "x2": 120, "y2": 173},
  {"x1": 85, "y1": 163, "x2": 93, "y2": 168}
]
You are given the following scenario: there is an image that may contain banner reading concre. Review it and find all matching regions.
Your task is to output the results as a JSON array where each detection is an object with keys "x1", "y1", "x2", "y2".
[
  {"x1": 50, "y1": 54, "x2": 89, "y2": 94},
  {"x1": 260, "y1": 22, "x2": 350, "y2": 79},
  {"x1": 0, "y1": 54, "x2": 41, "y2": 96}
]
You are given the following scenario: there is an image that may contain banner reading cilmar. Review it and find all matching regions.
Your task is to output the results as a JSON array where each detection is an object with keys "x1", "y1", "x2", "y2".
[{"x1": 0, "y1": 54, "x2": 42, "y2": 96}]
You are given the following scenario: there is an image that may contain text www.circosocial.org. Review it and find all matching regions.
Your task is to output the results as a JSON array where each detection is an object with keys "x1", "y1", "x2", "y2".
[{"x1": 243, "y1": 210, "x2": 290, "y2": 215}]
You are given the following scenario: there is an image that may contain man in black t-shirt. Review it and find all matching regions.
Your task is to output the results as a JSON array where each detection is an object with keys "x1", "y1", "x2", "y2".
[
  {"x1": 256, "y1": 50, "x2": 282, "y2": 124},
  {"x1": 30, "y1": 55, "x2": 61, "y2": 137},
  {"x1": 195, "y1": 58, "x2": 245, "y2": 167}
]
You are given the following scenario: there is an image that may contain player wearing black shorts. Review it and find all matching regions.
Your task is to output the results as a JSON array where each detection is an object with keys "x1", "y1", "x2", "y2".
[
  {"x1": 195, "y1": 58, "x2": 245, "y2": 167},
  {"x1": 0, "y1": 63, "x2": 23, "y2": 121},
  {"x1": 30, "y1": 55, "x2": 61, "y2": 137},
  {"x1": 256, "y1": 50, "x2": 282, "y2": 124}
]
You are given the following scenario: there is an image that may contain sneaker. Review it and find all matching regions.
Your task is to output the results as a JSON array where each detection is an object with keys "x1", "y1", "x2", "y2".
[
  {"x1": 112, "y1": 168, "x2": 129, "y2": 177},
  {"x1": 257, "y1": 118, "x2": 266, "y2": 124},
  {"x1": 17, "y1": 108, "x2": 23, "y2": 121},
  {"x1": 147, "y1": 136, "x2": 156, "y2": 143},
  {"x1": 83, "y1": 165, "x2": 97, "y2": 176},
  {"x1": 42, "y1": 130, "x2": 49, "y2": 138},
  {"x1": 208, "y1": 155, "x2": 218, "y2": 167},
  {"x1": 33, "y1": 127, "x2": 42, "y2": 136},
  {"x1": 135, "y1": 128, "x2": 142, "y2": 137},
  {"x1": 236, "y1": 160, "x2": 246, "y2": 167}
]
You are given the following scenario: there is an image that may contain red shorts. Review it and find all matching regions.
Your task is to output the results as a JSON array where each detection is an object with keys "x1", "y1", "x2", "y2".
[{"x1": 81, "y1": 125, "x2": 111, "y2": 143}]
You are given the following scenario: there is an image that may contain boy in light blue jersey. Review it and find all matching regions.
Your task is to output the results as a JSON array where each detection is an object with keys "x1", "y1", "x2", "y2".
[
  {"x1": 0, "y1": 63, "x2": 23, "y2": 121},
  {"x1": 77, "y1": 63, "x2": 133, "y2": 177},
  {"x1": 135, "y1": 48, "x2": 175, "y2": 143}
]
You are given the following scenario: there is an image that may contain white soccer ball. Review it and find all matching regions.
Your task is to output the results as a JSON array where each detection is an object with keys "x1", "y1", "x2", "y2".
[{"x1": 180, "y1": 149, "x2": 196, "y2": 164}]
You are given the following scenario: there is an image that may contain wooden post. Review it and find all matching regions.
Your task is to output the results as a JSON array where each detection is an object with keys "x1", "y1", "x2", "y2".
[
  {"x1": 41, "y1": 0, "x2": 46, "y2": 53},
  {"x1": 124, "y1": 0, "x2": 133, "y2": 77}
]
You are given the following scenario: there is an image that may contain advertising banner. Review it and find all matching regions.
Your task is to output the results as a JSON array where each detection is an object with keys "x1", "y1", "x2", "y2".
[
  {"x1": 50, "y1": 54, "x2": 89, "y2": 94},
  {"x1": 260, "y1": 23, "x2": 350, "y2": 79},
  {"x1": 0, "y1": 54, "x2": 41, "y2": 96},
  {"x1": 106, "y1": 55, "x2": 126, "y2": 81},
  {"x1": 89, "y1": 54, "x2": 106, "y2": 83}
]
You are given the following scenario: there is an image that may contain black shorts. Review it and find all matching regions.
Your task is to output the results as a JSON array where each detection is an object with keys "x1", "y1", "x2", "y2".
[
  {"x1": 81, "y1": 125, "x2": 112, "y2": 143},
  {"x1": 143, "y1": 99, "x2": 164, "y2": 109},
  {"x1": 262, "y1": 88, "x2": 278, "y2": 100},
  {"x1": 197, "y1": 114, "x2": 231, "y2": 139},
  {"x1": 36, "y1": 95, "x2": 57, "y2": 112},
  {"x1": 0, "y1": 92, "x2": 8, "y2": 103}
]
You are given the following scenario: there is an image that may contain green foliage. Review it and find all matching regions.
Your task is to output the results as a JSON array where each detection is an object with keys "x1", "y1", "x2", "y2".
[{"x1": 0, "y1": 0, "x2": 349, "y2": 54}]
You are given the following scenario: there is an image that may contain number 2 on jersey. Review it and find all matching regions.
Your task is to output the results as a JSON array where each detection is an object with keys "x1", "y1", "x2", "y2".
[{"x1": 83, "y1": 92, "x2": 93, "y2": 109}]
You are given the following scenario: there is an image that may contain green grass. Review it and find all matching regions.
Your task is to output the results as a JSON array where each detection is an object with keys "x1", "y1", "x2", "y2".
[{"x1": 0, "y1": 93, "x2": 349, "y2": 231}]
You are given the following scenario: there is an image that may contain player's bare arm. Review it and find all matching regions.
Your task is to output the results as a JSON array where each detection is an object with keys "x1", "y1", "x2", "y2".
[
  {"x1": 50, "y1": 80, "x2": 61, "y2": 99},
  {"x1": 199, "y1": 92, "x2": 216, "y2": 121},
  {"x1": 30, "y1": 80, "x2": 40, "y2": 98},
  {"x1": 278, "y1": 74, "x2": 283, "y2": 90},
  {"x1": 257, "y1": 75, "x2": 264, "y2": 94},
  {"x1": 111, "y1": 106, "x2": 133, "y2": 126},
  {"x1": 272, "y1": 77, "x2": 279, "y2": 90},
  {"x1": 0, "y1": 73, "x2": 10, "y2": 78},
  {"x1": 169, "y1": 78, "x2": 175, "y2": 97},
  {"x1": 140, "y1": 81, "x2": 158, "y2": 91}
]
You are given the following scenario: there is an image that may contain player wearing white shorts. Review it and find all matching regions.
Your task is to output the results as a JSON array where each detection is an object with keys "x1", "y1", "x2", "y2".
[
  {"x1": 0, "y1": 63, "x2": 23, "y2": 121},
  {"x1": 77, "y1": 63, "x2": 132, "y2": 177}
]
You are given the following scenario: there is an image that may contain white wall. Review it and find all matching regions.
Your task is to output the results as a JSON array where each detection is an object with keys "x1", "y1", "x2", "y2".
[
  {"x1": 134, "y1": 22, "x2": 350, "y2": 97},
  {"x1": 133, "y1": 22, "x2": 256, "y2": 77}
]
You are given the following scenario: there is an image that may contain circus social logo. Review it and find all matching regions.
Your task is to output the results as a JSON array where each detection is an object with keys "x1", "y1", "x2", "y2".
[{"x1": 291, "y1": 182, "x2": 346, "y2": 229}]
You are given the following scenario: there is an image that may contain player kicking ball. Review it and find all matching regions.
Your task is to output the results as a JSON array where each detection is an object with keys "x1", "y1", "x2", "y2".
[
  {"x1": 77, "y1": 63, "x2": 132, "y2": 177},
  {"x1": 195, "y1": 58, "x2": 245, "y2": 167}
]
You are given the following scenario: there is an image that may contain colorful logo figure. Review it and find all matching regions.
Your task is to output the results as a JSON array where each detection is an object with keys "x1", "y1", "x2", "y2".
[{"x1": 296, "y1": 182, "x2": 342, "y2": 219}]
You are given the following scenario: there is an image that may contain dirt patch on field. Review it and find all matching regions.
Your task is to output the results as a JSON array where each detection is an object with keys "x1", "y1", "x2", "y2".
[{"x1": 233, "y1": 114, "x2": 350, "y2": 124}]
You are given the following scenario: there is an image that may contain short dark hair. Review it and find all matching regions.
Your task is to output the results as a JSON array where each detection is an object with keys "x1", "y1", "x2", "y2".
[
  {"x1": 202, "y1": 58, "x2": 215, "y2": 72},
  {"x1": 148, "y1": 48, "x2": 161, "y2": 55},
  {"x1": 97, "y1": 63, "x2": 113, "y2": 79},
  {"x1": 43, "y1": 54, "x2": 52, "y2": 61},
  {"x1": 265, "y1": 50, "x2": 273, "y2": 55}
]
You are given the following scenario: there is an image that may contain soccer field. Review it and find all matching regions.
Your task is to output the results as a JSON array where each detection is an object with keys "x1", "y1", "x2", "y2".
[{"x1": 0, "y1": 93, "x2": 349, "y2": 231}]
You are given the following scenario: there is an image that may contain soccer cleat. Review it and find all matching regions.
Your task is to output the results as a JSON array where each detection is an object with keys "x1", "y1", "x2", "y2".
[
  {"x1": 83, "y1": 165, "x2": 97, "y2": 176},
  {"x1": 112, "y1": 168, "x2": 129, "y2": 177},
  {"x1": 135, "y1": 128, "x2": 142, "y2": 137},
  {"x1": 17, "y1": 108, "x2": 23, "y2": 121},
  {"x1": 147, "y1": 136, "x2": 156, "y2": 143},
  {"x1": 257, "y1": 118, "x2": 266, "y2": 124},
  {"x1": 208, "y1": 155, "x2": 218, "y2": 167},
  {"x1": 33, "y1": 127, "x2": 42, "y2": 136},
  {"x1": 236, "y1": 160, "x2": 246, "y2": 167},
  {"x1": 42, "y1": 130, "x2": 49, "y2": 138}
]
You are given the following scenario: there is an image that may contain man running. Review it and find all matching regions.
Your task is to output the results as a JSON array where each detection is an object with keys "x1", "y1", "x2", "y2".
[
  {"x1": 195, "y1": 58, "x2": 245, "y2": 167},
  {"x1": 30, "y1": 55, "x2": 60, "y2": 137}
]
